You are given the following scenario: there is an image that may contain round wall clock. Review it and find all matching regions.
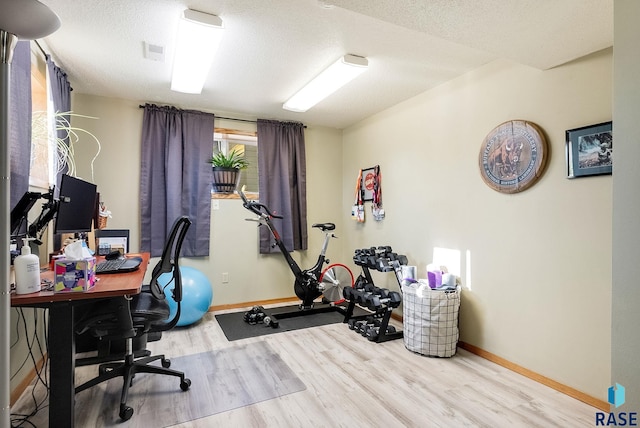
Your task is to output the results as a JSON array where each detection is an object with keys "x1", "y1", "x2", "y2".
[{"x1": 478, "y1": 120, "x2": 548, "y2": 194}]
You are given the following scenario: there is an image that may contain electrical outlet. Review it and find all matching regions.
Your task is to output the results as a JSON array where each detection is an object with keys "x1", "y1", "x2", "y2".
[{"x1": 222, "y1": 272, "x2": 229, "y2": 283}]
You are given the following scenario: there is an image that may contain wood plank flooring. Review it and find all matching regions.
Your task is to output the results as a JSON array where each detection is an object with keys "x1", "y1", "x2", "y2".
[{"x1": 14, "y1": 304, "x2": 598, "y2": 427}]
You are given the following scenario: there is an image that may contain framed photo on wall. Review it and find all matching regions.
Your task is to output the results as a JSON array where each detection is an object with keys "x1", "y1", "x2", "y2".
[{"x1": 566, "y1": 121, "x2": 612, "y2": 178}]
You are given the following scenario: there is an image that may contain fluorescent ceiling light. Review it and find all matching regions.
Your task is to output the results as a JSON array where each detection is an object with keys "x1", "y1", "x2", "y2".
[
  {"x1": 171, "y1": 9, "x2": 224, "y2": 94},
  {"x1": 283, "y1": 54, "x2": 368, "y2": 112}
]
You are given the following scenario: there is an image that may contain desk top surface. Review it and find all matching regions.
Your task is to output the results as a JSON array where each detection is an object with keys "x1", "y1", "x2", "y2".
[{"x1": 10, "y1": 252, "x2": 150, "y2": 307}]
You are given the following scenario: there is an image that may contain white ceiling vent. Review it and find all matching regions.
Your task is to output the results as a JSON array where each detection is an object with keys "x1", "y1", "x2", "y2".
[{"x1": 144, "y1": 42, "x2": 165, "y2": 62}]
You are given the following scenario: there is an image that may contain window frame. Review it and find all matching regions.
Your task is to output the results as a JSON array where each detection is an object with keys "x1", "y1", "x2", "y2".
[{"x1": 212, "y1": 127, "x2": 258, "y2": 199}]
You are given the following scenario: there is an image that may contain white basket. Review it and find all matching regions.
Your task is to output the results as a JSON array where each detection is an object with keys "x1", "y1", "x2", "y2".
[{"x1": 402, "y1": 283, "x2": 461, "y2": 358}]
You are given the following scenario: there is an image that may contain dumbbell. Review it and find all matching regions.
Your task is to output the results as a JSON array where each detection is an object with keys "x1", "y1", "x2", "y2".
[
  {"x1": 357, "y1": 289, "x2": 380, "y2": 306},
  {"x1": 351, "y1": 315, "x2": 376, "y2": 332},
  {"x1": 360, "y1": 319, "x2": 384, "y2": 337},
  {"x1": 366, "y1": 325, "x2": 397, "y2": 341},
  {"x1": 354, "y1": 252, "x2": 377, "y2": 268},
  {"x1": 390, "y1": 254, "x2": 408, "y2": 265},
  {"x1": 376, "y1": 257, "x2": 395, "y2": 272},
  {"x1": 362, "y1": 288, "x2": 390, "y2": 310},
  {"x1": 343, "y1": 286, "x2": 355, "y2": 301},
  {"x1": 356, "y1": 317, "x2": 380, "y2": 335},
  {"x1": 344, "y1": 280, "x2": 372, "y2": 301},
  {"x1": 353, "y1": 250, "x2": 368, "y2": 265},
  {"x1": 352, "y1": 319, "x2": 370, "y2": 334},
  {"x1": 243, "y1": 305, "x2": 266, "y2": 324},
  {"x1": 347, "y1": 318, "x2": 359, "y2": 330},
  {"x1": 352, "y1": 286, "x2": 374, "y2": 305},
  {"x1": 377, "y1": 246, "x2": 392, "y2": 255},
  {"x1": 263, "y1": 315, "x2": 279, "y2": 328},
  {"x1": 355, "y1": 247, "x2": 375, "y2": 256},
  {"x1": 367, "y1": 291, "x2": 402, "y2": 309},
  {"x1": 349, "y1": 288, "x2": 364, "y2": 304}
]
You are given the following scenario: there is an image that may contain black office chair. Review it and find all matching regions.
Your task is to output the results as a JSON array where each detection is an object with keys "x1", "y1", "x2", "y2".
[{"x1": 75, "y1": 216, "x2": 192, "y2": 421}]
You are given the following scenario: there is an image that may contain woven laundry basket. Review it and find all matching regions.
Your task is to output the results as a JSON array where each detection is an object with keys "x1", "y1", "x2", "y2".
[{"x1": 401, "y1": 283, "x2": 461, "y2": 357}]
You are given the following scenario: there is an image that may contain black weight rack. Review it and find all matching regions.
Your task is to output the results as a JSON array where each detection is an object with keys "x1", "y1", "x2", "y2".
[{"x1": 342, "y1": 246, "x2": 407, "y2": 343}]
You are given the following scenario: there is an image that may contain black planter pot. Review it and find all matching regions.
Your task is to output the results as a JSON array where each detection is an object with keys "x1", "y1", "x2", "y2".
[{"x1": 212, "y1": 167, "x2": 240, "y2": 193}]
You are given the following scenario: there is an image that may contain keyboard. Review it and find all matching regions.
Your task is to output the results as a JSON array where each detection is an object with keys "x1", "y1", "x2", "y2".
[{"x1": 95, "y1": 257, "x2": 142, "y2": 274}]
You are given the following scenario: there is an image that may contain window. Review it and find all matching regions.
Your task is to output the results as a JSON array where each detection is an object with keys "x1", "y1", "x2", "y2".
[
  {"x1": 213, "y1": 128, "x2": 258, "y2": 193},
  {"x1": 30, "y1": 46, "x2": 51, "y2": 189}
]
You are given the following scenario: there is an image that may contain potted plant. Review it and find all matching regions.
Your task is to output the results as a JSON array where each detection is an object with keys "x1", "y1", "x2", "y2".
[{"x1": 209, "y1": 148, "x2": 249, "y2": 193}]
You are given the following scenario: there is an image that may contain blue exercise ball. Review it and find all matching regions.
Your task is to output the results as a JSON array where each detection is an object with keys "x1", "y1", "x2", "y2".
[{"x1": 158, "y1": 266, "x2": 213, "y2": 326}]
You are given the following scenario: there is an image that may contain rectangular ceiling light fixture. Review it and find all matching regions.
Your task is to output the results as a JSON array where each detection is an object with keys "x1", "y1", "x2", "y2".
[
  {"x1": 283, "y1": 54, "x2": 368, "y2": 112},
  {"x1": 171, "y1": 9, "x2": 224, "y2": 94}
]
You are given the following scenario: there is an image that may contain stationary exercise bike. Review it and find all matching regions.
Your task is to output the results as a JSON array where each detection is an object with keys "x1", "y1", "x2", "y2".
[{"x1": 239, "y1": 187, "x2": 353, "y2": 323}]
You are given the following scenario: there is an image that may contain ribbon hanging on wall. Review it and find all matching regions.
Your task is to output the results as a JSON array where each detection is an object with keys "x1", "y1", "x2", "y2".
[
  {"x1": 371, "y1": 165, "x2": 384, "y2": 221},
  {"x1": 351, "y1": 169, "x2": 365, "y2": 222}
]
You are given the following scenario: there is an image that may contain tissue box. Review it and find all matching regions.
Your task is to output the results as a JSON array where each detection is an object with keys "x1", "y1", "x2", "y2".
[
  {"x1": 427, "y1": 270, "x2": 442, "y2": 288},
  {"x1": 54, "y1": 257, "x2": 96, "y2": 292}
]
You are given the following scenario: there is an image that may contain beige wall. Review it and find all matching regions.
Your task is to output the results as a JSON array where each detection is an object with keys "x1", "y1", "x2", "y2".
[
  {"x1": 69, "y1": 94, "x2": 345, "y2": 304},
  {"x1": 341, "y1": 51, "x2": 612, "y2": 400},
  {"x1": 612, "y1": 0, "x2": 640, "y2": 411},
  {"x1": 71, "y1": 96, "x2": 142, "y2": 250}
]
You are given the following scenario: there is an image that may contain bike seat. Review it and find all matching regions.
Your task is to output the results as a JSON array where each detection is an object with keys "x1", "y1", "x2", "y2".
[{"x1": 312, "y1": 223, "x2": 335, "y2": 231}]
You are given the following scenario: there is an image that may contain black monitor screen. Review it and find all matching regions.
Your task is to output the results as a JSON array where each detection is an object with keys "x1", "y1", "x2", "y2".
[{"x1": 54, "y1": 175, "x2": 98, "y2": 234}]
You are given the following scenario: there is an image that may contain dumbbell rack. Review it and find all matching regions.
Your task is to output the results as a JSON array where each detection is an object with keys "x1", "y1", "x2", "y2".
[{"x1": 342, "y1": 246, "x2": 407, "y2": 343}]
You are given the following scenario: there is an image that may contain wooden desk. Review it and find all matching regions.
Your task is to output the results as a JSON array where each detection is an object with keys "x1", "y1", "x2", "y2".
[{"x1": 11, "y1": 253, "x2": 150, "y2": 428}]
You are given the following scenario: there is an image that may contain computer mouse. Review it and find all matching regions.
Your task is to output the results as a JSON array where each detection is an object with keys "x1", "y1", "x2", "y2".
[{"x1": 105, "y1": 250, "x2": 122, "y2": 260}]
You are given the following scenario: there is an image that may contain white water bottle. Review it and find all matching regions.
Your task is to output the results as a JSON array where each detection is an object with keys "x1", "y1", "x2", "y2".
[{"x1": 14, "y1": 239, "x2": 41, "y2": 295}]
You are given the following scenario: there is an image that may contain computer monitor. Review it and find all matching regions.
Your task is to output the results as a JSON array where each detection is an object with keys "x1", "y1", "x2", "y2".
[{"x1": 54, "y1": 175, "x2": 98, "y2": 234}]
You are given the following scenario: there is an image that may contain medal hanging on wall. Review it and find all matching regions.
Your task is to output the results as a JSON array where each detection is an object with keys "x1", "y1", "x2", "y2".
[
  {"x1": 371, "y1": 165, "x2": 385, "y2": 221},
  {"x1": 351, "y1": 169, "x2": 365, "y2": 223}
]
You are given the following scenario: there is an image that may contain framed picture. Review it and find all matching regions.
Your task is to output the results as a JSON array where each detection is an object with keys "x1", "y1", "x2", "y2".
[
  {"x1": 566, "y1": 121, "x2": 612, "y2": 178},
  {"x1": 95, "y1": 229, "x2": 130, "y2": 255},
  {"x1": 361, "y1": 167, "x2": 376, "y2": 201}
]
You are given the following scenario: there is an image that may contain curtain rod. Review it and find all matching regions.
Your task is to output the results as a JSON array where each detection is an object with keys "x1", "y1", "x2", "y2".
[
  {"x1": 137, "y1": 105, "x2": 306, "y2": 128},
  {"x1": 34, "y1": 40, "x2": 47, "y2": 58},
  {"x1": 33, "y1": 40, "x2": 74, "y2": 92}
]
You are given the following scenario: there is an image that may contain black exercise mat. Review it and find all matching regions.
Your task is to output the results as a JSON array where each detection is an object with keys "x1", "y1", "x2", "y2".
[{"x1": 216, "y1": 304, "x2": 368, "y2": 341}]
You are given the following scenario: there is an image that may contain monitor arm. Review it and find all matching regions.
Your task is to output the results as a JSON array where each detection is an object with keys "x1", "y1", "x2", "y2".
[
  {"x1": 27, "y1": 187, "x2": 58, "y2": 245},
  {"x1": 11, "y1": 187, "x2": 58, "y2": 245}
]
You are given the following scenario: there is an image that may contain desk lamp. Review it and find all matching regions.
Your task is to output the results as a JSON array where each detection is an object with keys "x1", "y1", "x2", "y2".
[{"x1": 0, "y1": 1, "x2": 60, "y2": 426}]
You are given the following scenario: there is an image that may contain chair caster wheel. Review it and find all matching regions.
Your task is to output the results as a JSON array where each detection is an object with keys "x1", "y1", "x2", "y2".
[
  {"x1": 180, "y1": 378, "x2": 192, "y2": 391},
  {"x1": 119, "y1": 405, "x2": 134, "y2": 421},
  {"x1": 162, "y1": 358, "x2": 171, "y2": 368}
]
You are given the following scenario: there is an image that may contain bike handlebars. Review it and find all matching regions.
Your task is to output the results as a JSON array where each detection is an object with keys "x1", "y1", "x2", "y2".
[{"x1": 239, "y1": 186, "x2": 283, "y2": 219}]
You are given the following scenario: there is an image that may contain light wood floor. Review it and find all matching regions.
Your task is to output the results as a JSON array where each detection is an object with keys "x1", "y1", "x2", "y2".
[{"x1": 16, "y1": 304, "x2": 598, "y2": 427}]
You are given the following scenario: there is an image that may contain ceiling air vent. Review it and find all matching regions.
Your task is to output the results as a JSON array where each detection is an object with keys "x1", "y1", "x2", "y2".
[{"x1": 144, "y1": 42, "x2": 165, "y2": 62}]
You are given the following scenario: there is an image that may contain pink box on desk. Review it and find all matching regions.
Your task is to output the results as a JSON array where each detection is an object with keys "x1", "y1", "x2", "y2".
[{"x1": 54, "y1": 257, "x2": 97, "y2": 292}]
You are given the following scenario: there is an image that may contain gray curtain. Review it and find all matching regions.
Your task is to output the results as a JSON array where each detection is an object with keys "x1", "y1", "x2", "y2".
[
  {"x1": 257, "y1": 119, "x2": 307, "y2": 253},
  {"x1": 140, "y1": 104, "x2": 213, "y2": 257},
  {"x1": 9, "y1": 41, "x2": 32, "y2": 210},
  {"x1": 46, "y1": 54, "x2": 72, "y2": 184},
  {"x1": 46, "y1": 55, "x2": 71, "y2": 251}
]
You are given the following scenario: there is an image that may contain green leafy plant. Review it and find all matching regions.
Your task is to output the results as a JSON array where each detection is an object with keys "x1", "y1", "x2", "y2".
[{"x1": 209, "y1": 147, "x2": 249, "y2": 169}]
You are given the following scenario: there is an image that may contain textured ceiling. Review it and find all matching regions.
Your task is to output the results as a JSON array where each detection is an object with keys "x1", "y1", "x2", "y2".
[{"x1": 37, "y1": 0, "x2": 612, "y2": 129}]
